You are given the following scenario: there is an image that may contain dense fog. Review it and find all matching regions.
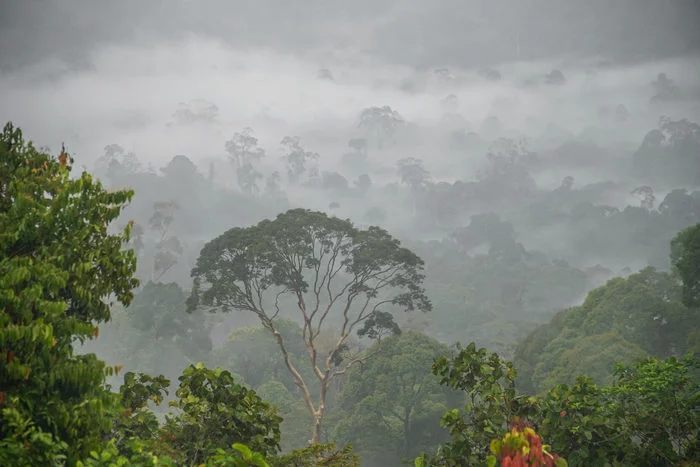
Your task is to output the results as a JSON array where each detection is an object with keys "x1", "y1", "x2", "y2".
[
  {"x1": 2, "y1": 1, "x2": 699, "y2": 465},
  {"x1": 3, "y1": 0, "x2": 699, "y2": 390}
]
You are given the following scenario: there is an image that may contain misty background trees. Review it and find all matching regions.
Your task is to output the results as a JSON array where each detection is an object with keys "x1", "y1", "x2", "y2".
[{"x1": 1, "y1": 2, "x2": 700, "y2": 465}]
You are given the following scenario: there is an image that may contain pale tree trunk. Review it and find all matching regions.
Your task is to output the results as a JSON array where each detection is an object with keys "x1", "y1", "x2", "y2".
[
  {"x1": 261, "y1": 276, "x2": 383, "y2": 444},
  {"x1": 311, "y1": 379, "x2": 328, "y2": 444},
  {"x1": 312, "y1": 412, "x2": 323, "y2": 444},
  {"x1": 267, "y1": 321, "x2": 333, "y2": 445}
]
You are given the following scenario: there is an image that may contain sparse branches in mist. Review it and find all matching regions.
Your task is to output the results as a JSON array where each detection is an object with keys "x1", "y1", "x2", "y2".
[
  {"x1": 358, "y1": 106, "x2": 405, "y2": 150},
  {"x1": 188, "y1": 208, "x2": 431, "y2": 444},
  {"x1": 280, "y1": 136, "x2": 319, "y2": 184},
  {"x1": 124, "y1": 222, "x2": 145, "y2": 258},
  {"x1": 95, "y1": 143, "x2": 142, "y2": 179},
  {"x1": 397, "y1": 158, "x2": 430, "y2": 190},
  {"x1": 633, "y1": 117, "x2": 700, "y2": 185},
  {"x1": 221, "y1": 128, "x2": 268, "y2": 195},
  {"x1": 225, "y1": 129, "x2": 265, "y2": 195},
  {"x1": 397, "y1": 158, "x2": 430, "y2": 219},
  {"x1": 480, "y1": 138, "x2": 537, "y2": 195},
  {"x1": 225, "y1": 127, "x2": 266, "y2": 169},
  {"x1": 237, "y1": 163, "x2": 264, "y2": 196},
  {"x1": 105, "y1": 143, "x2": 125, "y2": 160},
  {"x1": 148, "y1": 200, "x2": 184, "y2": 282},
  {"x1": 631, "y1": 186, "x2": 656, "y2": 210},
  {"x1": 265, "y1": 171, "x2": 284, "y2": 198}
]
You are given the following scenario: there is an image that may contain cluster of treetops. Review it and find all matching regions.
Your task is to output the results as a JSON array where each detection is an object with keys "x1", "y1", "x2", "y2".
[{"x1": 1, "y1": 122, "x2": 698, "y2": 466}]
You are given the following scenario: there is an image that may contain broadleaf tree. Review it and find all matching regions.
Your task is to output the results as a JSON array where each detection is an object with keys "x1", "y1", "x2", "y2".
[
  {"x1": 187, "y1": 208, "x2": 431, "y2": 443},
  {"x1": 333, "y1": 332, "x2": 460, "y2": 464},
  {"x1": 0, "y1": 122, "x2": 139, "y2": 465},
  {"x1": 162, "y1": 363, "x2": 282, "y2": 465}
]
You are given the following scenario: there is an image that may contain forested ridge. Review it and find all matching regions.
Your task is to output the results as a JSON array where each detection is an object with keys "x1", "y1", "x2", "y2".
[
  {"x1": 13, "y1": 30, "x2": 700, "y2": 467},
  {"x1": 1, "y1": 117, "x2": 698, "y2": 467}
]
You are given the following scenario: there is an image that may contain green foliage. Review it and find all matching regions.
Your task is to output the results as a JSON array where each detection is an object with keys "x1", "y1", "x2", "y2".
[
  {"x1": 633, "y1": 117, "x2": 700, "y2": 186},
  {"x1": 269, "y1": 442, "x2": 360, "y2": 467},
  {"x1": 530, "y1": 332, "x2": 648, "y2": 394},
  {"x1": 608, "y1": 355, "x2": 699, "y2": 465},
  {"x1": 113, "y1": 372, "x2": 171, "y2": 455},
  {"x1": 205, "y1": 443, "x2": 270, "y2": 467},
  {"x1": 213, "y1": 321, "x2": 314, "y2": 451},
  {"x1": 129, "y1": 282, "x2": 211, "y2": 350},
  {"x1": 0, "y1": 122, "x2": 138, "y2": 464},
  {"x1": 189, "y1": 208, "x2": 431, "y2": 443},
  {"x1": 123, "y1": 281, "x2": 212, "y2": 377},
  {"x1": 76, "y1": 438, "x2": 174, "y2": 467},
  {"x1": 538, "y1": 355, "x2": 700, "y2": 466},
  {"x1": 75, "y1": 440, "x2": 274, "y2": 467},
  {"x1": 81, "y1": 281, "x2": 214, "y2": 394},
  {"x1": 162, "y1": 363, "x2": 282, "y2": 465},
  {"x1": 537, "y1": 377, "x2": 626, "y2": 465},
  {"x1": 421, "y1": 340, "x2": 699, "y2": 466},
  {"x1": 671, "y1": 223, "x2": 700, "y2": 308},
  {"x1": 410, "y1": 236, "x2": 589, "y2": 357},
  {"x1": 515, "y1": 267, "x2": 696, "y2": 394},
  {"x1": 333, "y1": 332, "x2": 459, "y2": 464},
  {"x1": 256, "y1": 379, "x2": 313, "y2": 452},
  {"x1": 423, "y1": 343, "x2": 539, "y2": 465}
]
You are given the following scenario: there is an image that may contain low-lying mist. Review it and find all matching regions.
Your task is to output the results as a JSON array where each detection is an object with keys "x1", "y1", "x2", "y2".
[
  {"x1": 2, "y1": 35, "x2": 698, "y2": 175},
  {"x1": 4, "y1": 29, "x2": 700, "y2": 393}
]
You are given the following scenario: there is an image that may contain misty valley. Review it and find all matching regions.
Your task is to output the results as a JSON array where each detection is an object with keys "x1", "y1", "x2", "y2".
[{"x1": 2, "y1": 6, "x2": 700, "y2": 466}]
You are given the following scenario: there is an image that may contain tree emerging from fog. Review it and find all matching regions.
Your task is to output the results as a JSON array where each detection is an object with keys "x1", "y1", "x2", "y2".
[{"x1": 187, "y1": 208, "x2": 431, "y2": 444}]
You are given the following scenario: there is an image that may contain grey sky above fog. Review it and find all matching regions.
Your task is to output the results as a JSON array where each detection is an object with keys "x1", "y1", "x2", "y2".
[
  {"x1": 1, "y1": 0, "x2": 699, "y2": 194},
  {"x1": 7, "y1": 0, "x2": 700, "y2": 356},
  {"x1": 1, "y1": 0, "x2": 699, "y2": 72}
]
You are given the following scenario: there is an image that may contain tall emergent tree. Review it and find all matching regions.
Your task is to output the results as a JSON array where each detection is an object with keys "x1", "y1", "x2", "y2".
[
  {"x1": 225, "y1": 128, "x2": 266, "y2": 195},
  {"x1": 0, "y1": 122, "x2": 139, "y2": 465},
  {"x1": 187, "y1": 209, "x2": 431, "y2": 444}
]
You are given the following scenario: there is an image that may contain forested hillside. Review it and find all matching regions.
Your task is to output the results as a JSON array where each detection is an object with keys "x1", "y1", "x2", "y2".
[
  {"x1": 2, "y1": 6, "x2": 700, "y2": 462},
  {"x1": 1, "y1": 122, "x2": 698, "y2": 466}
]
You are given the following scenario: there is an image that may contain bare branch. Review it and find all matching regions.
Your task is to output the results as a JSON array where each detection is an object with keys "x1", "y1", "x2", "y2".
[{"x1": 330, "y1": 343, "x2": 382, "y2": 380}]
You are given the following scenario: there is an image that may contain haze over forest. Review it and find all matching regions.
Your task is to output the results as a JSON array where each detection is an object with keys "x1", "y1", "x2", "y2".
[{"x1": 1, "y1": 1, "x2": 700, "y2": 466}]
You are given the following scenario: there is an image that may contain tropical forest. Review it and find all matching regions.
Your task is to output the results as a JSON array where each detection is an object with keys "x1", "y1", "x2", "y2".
[{"x1": 1, "y1": 2, "x2": 699, "y2": 466}]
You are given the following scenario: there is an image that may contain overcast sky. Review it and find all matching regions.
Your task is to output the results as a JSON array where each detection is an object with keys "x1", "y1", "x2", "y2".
[
  {"x1": 1, "y1": 0, "x2": 699, "y2": 72},
  {"x1": 0, "y1": 0, "x2": 699, "y2": 182}
]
